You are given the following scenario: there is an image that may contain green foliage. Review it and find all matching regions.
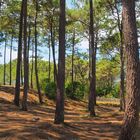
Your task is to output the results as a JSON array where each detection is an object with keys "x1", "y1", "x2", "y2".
[
  {"x1": 44, "y1": 80, "x2": 56, "y2": 100},
  {"x1": 96, "y1": 84, "x2": 119, "y2": 98},
  {"x1": 65, "y1": 81, "x2": 85, "y2": 100}
]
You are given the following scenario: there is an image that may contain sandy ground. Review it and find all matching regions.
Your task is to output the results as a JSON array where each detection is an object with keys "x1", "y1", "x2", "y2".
[{"x1": 0, "y1": 86, "x2": 138, "y2": 140}]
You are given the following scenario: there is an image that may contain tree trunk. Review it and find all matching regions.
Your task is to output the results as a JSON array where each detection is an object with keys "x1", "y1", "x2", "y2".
[
  {"x1": 120, "y1": 36, "x2": 125, "y2": 111},
  {"x1": 48, "y1": 35, "x2": 51, "y2": 83},
  {"x1": 34, "y1": 0, "x2": 43, "y2": 104},
  {"x1": 71, "y1": 29, "x2": 75, "y2": 95},
  {"x1": 114, "y1": 0, "x2": 125, "y2": 111},
  {"x1": 30, "y1": 44, "x2": 34, "y2": 89},
  {"x1": 119, "y1": 0, "x2": 140, "y2": 139},
  {"x1": 27, "y1": 16, "x2": 31, "y2": 88},
  {"x1": 21, "y1": 55, "x2": 24, "y2": 86},
  {"x1": 54, "y1": 0, "x2": 66, "y2": 124},
  {"x1": 22, "y1": 0, "x2": 28, "y2": 111},
  {"x1": 3, "y1": 36, "x2": 7, "y2": 85},
  {"x1": 88, "y1": 0, "x2": 96, "y2": 117},
  {"x1": 9, "y1": 34, "x2": 13, "y2": 85},
  {"x1": 50, "y1": 21, "x2": 57, "y2": 83},
  {"x1": 14, "y1": 0, "x2": 24, "y2": 106}
]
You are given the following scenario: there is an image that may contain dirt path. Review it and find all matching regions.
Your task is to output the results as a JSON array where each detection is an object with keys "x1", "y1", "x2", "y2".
[{"x1": 0, "y1": 86, "x2": 138, "y2": 140}]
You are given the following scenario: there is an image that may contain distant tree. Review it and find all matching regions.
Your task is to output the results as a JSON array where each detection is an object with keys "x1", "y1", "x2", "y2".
[
  {"x1": 34, "y1": 0, "x2": 43, "y2": 104},
  {"x1": 9, "y1": 34, "x2": 13, "y2": 85},
  {"x1": 3, "y1": 35, "x2": 7, "y2": 85}
]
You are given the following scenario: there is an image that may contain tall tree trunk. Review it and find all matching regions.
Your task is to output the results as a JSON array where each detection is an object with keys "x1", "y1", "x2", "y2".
[
  {"x1": 20, "y1": 55, "x2": 24, "y2": 86},
  {"x1": 30, "y1": 44, "x2": 34, "y2": 89},
  {"x1": 9, "y1": 34, "x2": 13, "y2": 85},
  {"x1": 3, "y1": 37, "x2": 7, "y2": 85},
  {"x1": 119, "y1": 0, "x2": 140, "y2": 139},
  {"x1": 71, "y1": 29, "x2": 75, "y2": 95},
  {"x1": 114, "y1": 0, "x2": 125, "y2": 111},
  {"x1": 22, "y1": 0, "x2": 28, "y2": 111},
  {"x1": 14, "y1": 0, "x2": 24, "y2": 106},
  {"x1": 54, "y1": 0, "x2": 66, "y2": 124},
  {"x1": 34, "y1": 0, "x2": 43, "y2": 104},
  {"x1": 119, "y1": 31, "x2": 125, "y2": 111},
  {"x1": 50, "y1": 22, "x2": 57, "y2": 83},
  {"x1": 27, "y1": 16, "x2": 31, "y2": 88},
  {"x1": 48, "y1": 35, "x2": 51, "y2": 83},
  {"x1": 88, "y1": 0, "x2": 96, "y2": 117}
]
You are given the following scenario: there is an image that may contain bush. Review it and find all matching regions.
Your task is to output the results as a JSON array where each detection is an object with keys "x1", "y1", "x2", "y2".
[
  {"x1": 40, "y1": 78, "x2": 56, "y2": 100},
  {"x1": 65, "y1": 81, "x2": 85, "y2": 100},
  {"x1": 45, "y1": 81, "x2": 56, "y2": 99},
  {"x1": 96, "y1": 84, "x2": 120, "y2": 98}
]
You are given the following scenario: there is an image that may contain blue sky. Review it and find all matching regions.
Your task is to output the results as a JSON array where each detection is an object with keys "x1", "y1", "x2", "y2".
[{"x1": 0, "y1": 0, "x2": 89, "y2": 64}]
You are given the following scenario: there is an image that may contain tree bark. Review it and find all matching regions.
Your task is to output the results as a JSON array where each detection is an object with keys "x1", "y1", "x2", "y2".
[
  {"x1": 119, "y1": 0, "x2": 140, "y2": 139},
  {"x1": 14, "y1": 0, "x2": 24, "y2": 106},
  {"x1": 88, "y1": 0, "x2": 96, "y2": 117},
  {"x1": 54, "y1": 0, "x2": 66, "y2": 124},
  {"x1": 22, "y1": 0, "x2": 28, "y2": 111}
]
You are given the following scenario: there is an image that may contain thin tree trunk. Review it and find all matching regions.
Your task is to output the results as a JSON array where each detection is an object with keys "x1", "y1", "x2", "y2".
[
  {"x1": 93, "y1": 30, "x2": 98, "y2": 105},
  {"x1": 48, "y1": 35, "x2": 51, "y2": 83},
  {"x1": 30, "y1": 44, "x2": 34, "y2": 89},
  {"x1": 120, "y1": 33, "x2": 125, "y2": 111},
  {"x1": 3, "y1": 36, "x2": 7, "y2": 85},
  {"x1": 22, "y1": 0, "x2": 28, "y2": 111},
  {"x1": 9, "y1": 34, "x2": 13, "y2": 85},
  {"x1": 54, "y1": 0, "x2": 66, "y2": 124},
  {"x1": 34, "y1": 0, "x2": 43, "y2": 104},
  {"x1": 88, "y1": 0, "x2": 96, "y2": 117},
  {"x1": 71, "y1": 29, "x2": 75, "y2": 95},
  {"x1": 28, "y1": 16, "x2": 31, "y2": 88},
  {"x1": 119, "y1": 0, "x2": 140, "y2": 139},
  {"x1": 50, "y1": 22, "x2": 57, "y2": 83},
  {"x1": 20, "y1": 54, "x2": 23, "y2": 86},
  {"x1": 114, "y1": 0, "x2": 125, "y2": 111},
  {"x1": 14, "y1": 0, "x2": 24, "y2": 106}
]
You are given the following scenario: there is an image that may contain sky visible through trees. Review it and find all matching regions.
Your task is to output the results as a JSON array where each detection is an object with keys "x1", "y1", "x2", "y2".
[{"x1": 0, "y1": 0, "x2": 140, "y2": 139}]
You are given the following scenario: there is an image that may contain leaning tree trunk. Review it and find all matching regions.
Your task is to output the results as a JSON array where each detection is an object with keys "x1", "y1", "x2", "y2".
[
  {"x1": 54, "y1": 0, "x2": 66, "y2": 124},
  {"x1": 14, "y1": 0, "x2": 24, "y2": 106},
  {"x1": 34, "y1": 0, "x2": 43, "y2": 104},
  {"x1": 9, "y1": 34, "x2": 13, "y2": 85},
  {"x1": 119, "y1": 0, "x2": 140, "y2": 139},
  {"x1": 88, "y1": 0, "x2": 96, "y2": 117},
  {"x1": 22, "y1": 0, "x2": 28, "y2": 111}
]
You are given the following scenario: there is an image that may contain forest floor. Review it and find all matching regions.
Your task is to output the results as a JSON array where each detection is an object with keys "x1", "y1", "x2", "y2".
[{"x1": 0, "y1": 85, "x2": 140, "y2": 140}]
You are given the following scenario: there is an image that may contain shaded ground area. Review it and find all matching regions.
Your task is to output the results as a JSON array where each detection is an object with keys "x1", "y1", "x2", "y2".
[{"x1": 0, "y1": 85, "x2": 137, "y2": 140}]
